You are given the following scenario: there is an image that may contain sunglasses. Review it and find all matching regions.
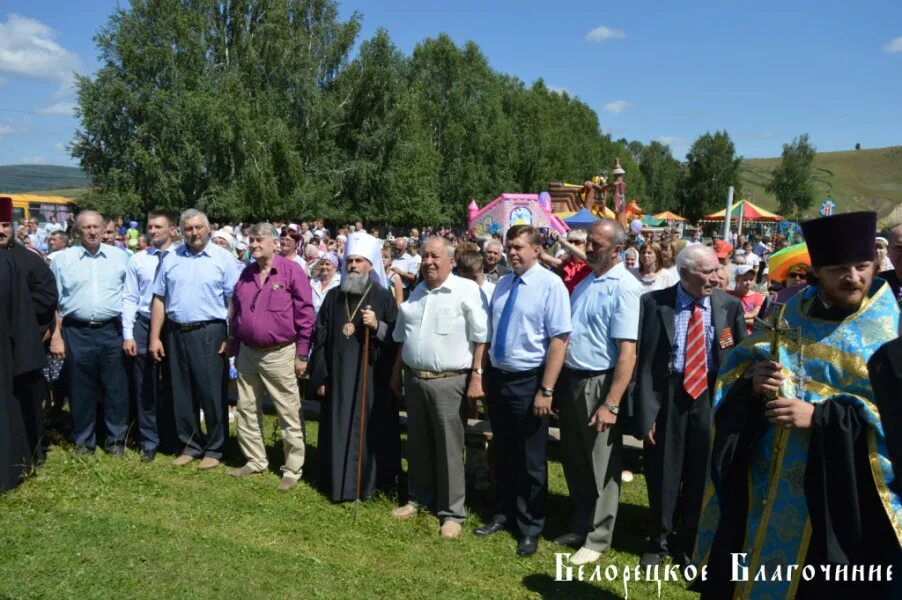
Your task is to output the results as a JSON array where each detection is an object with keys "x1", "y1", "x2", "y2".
[{"x1": 787, "y1": 271, "x2": 806, "y2": 279}]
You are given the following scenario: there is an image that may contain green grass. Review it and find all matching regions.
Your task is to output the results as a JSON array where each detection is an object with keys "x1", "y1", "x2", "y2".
[
  {"x1": 0, "y1": 417, "x2": 696, "y2": 599},
  {"x1": 24, "y1": 188, "x2": 89, "y2": 199},
  {"x1": 740, "y1": 145, "x2": 902, "y2": 222}
]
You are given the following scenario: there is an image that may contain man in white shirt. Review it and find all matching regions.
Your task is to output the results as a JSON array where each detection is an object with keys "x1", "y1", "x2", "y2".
[
  {"x1": 390, "y1": 237, "x2": 489, "y2": 539},
  {"x1": 388, "y1": 236, "x2": 419, "y2": 298}
]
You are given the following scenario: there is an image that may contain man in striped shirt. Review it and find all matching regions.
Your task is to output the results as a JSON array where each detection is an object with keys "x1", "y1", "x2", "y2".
[{"x1": 627, "y1": 244, "x2": 746, "y2": 568}]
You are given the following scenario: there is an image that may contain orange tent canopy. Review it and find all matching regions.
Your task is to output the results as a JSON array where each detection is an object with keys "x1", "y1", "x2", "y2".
[{"x1": 653, "y1": 210, "x2": 688, "y2": 222}]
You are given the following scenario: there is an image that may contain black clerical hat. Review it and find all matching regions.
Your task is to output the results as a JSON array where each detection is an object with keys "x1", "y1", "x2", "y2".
[
  {"x1": 800, "y1": 211, "x2": 876, "y2": 268},
  {"x1": 0, "y1": 196, "x2": 11, "y2": 223}
]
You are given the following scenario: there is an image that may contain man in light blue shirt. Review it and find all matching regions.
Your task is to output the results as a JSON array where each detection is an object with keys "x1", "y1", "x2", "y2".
[
  {"x1": 556, "y1": 220, "x2": 641, "y2": 566},
  {"x1": 475, "y1": 224, "x2": 571, "y2": 557},
  {"x1": 149, "y1": 209, "x2": 240, "y2": 470},
  {"x1": 121, "y1": 210, "x2": 178, "y2": 462},
  {"x1": 49, "y1": 210, "x2": 129, "y2": 455}
]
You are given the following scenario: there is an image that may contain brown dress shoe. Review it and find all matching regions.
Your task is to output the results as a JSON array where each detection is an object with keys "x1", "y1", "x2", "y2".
[
  {"x1": 171, "y1": 454, "x2": 195, "y2": 467},
  {"x1": 277, "y1": 476, "x2": 298, "y2": 491},
  {"x1": 230, "y1": 465, "x2": 261, "y2": 478},
  {"x1": 197, "y1": 457, "x2": 221, "y2": 470}
]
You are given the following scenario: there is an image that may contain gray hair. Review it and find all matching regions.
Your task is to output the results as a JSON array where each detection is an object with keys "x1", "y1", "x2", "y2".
[
  {"x1": 676, "y1": 244, "x2": 717, "y2": 272},
  {"x1": 423, "y1": 235, "x2": 455, "y2": 259},
  {"x1": 589, "y1": 219, "x2": 627, "y2": 248},
  {"x1": 50, "y1": 230, "x2": 69, "y2": 243},
  {"x1": 624, "y1": 247, "x2": 639, "y2": 260},
  {"x1": 566, "y1": 229, "x2": 588, "y2": 242},
  {"x1": 178, "y1": 208, "x2": 209, "y2": 229},
  {"x1": 248, "y1": 222, "x2": 279, "y2": 240},
  {"x1": 484, "y1": 238, "x2": 503, "y2": 252},
  {"x1": 75, "y1": 210, "x2": 102, "y2": 228}
]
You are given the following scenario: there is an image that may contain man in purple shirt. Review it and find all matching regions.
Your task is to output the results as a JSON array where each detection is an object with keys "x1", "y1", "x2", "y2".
[{"x1": 229, "y1": 222, "x2": 315, "y2": 491}]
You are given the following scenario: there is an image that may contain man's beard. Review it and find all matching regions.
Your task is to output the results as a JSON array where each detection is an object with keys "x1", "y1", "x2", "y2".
[{"x1": 341, "y1": 272, "x2": 369, "y2": 295}]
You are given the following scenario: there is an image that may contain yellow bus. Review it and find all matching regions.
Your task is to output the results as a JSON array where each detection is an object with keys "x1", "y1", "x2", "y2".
[{"x1": 2, "y1": 194, "x2": 79, "y2": 226}]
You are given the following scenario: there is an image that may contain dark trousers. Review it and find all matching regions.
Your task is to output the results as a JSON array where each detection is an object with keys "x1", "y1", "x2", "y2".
[
  {"x1": 130, "y1": 316, "x2": 160, "y2": 452},
  {"x1": 644, "y1": 374, "x2": 712, "y2": 558},
  {"x1": 486, "y1": 365, "x2": 548, "y2": 538},
  {"x1": 62, "y1": 320, "x2": 128, "y2": 451},
  {"x1": 167, "y1": 322, "x2": 228, "y2": 459},
  {"x1": 13, "y1": 370, "x2": 49, "y2": 465}
]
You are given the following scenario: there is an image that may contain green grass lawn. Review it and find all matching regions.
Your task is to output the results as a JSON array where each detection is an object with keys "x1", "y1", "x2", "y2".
[{"x1": 0, "y1": 417, "x2": 697, "y2": 599}]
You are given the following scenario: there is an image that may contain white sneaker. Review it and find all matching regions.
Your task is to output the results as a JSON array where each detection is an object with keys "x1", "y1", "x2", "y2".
[
  {"x1": 569, "y1": 547, "x2": 602, "y2": 565},
  {"x1": 390, "y1": 503, "x2": 418, "y2": 519}
]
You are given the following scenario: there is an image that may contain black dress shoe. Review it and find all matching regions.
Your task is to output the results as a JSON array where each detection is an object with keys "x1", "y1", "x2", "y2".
[
  {"x1": 517, "y1": 536, "x2": 538, "y2": 557},
  {"x1": 140, "y1": 449, "x2": 157, "y2": 463},
  {"x1": 640, "y1": 552, "x2": 664, "y2": 567},
  {"x1": 474, "y1": 521, "x2": 507, "y2": 537},
  {"x1": 553, "y1": 532, "x2": 585, "y2": 548}
]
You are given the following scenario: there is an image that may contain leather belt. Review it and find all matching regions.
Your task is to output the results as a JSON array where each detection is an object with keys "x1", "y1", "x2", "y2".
[
  {"x1": 565, "y1": 366, "x2": 614, "y2": 378},
  {"x1": 407, "y1": 366, "x2": 469, "y2": 380},
  {"x1": 63, "y1": 317, "x2": 117, "y2": 329},
  {"x1": 136, "y1": 313, "x2": 151, "y2": 324},
  {"x1": 245, "y1": 341, "x2": 293, "y2": 352},
  {"x1": 171, "y1": 319, "x2": 225, "y2": 332}
]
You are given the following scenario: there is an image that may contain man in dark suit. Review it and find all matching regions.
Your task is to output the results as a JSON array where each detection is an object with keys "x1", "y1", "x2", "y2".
[
  {"x1": 869, "y1": 337, "x2": 902, "y2": 498},
  {"x1": 628, "y1": 243, "x2": 746, "y2": 568}
]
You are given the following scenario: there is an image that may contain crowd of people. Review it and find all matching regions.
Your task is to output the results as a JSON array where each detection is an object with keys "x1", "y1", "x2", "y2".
[{"x1": 2, "y1": 195, "x2": 902, "y2": 597}]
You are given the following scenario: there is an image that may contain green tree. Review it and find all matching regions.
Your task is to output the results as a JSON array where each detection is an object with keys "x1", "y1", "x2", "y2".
[
  {"x1": 765, "y1": 134, "x2": 817, "y2": 220},
  {"x1": 73, "y1": 0, "x2": 360, "y2": 220},
  {"x1": 638, "y1": 141, "x2": 684, "y2": 214},
  {"x1": 682, "y1": 131, "x2": 742, "y2": 222}
]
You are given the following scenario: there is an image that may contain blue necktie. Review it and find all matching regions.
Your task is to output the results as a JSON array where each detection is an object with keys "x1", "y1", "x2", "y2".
[{"x1": 493, "y1": 275, "x2": 521, "y2": 364}]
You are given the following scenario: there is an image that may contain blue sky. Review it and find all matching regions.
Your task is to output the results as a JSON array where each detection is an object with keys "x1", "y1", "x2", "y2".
[{"x1": 1, "y1": 0, "x2": 900, "y2": 167}]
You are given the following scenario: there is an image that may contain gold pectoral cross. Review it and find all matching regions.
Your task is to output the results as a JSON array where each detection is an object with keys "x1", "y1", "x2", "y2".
[{"x1": 755, "y1": 303, "x2": 802, "y2": 400}]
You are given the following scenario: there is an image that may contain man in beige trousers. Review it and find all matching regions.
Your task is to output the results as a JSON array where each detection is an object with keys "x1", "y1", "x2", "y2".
[{"x1": 229, "y1": 222, "x2": 315, "y2": 490}]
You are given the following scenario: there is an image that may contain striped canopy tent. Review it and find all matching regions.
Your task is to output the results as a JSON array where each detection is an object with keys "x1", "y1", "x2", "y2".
[
  {"x1": 653, "y1": 210, "x2": 688, "y2": 222},
  {"x1": 702, "y1": 200, "x2": 783, "y2": 222}
]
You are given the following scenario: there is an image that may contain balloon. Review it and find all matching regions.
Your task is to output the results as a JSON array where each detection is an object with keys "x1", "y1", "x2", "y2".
[
  {"x1": 630, "y1": 219, "x2": 643, "y2": 234},
  {"x1": 538, "y1": 191, "x2": 551, "y2": 209}
]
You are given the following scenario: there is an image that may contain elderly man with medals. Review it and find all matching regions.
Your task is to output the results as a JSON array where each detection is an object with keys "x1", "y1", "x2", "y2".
[
  {"x1": 693, "y1": 212, "x2": 902, "y2": 599},
  {"x1": 308, "y1": 231, "x2": 400, "y2": 502}
]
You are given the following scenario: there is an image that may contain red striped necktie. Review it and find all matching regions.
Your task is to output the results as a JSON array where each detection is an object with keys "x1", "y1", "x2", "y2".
[{"x1": 683, "y1": 301, "x2": 708, "y2": 399}]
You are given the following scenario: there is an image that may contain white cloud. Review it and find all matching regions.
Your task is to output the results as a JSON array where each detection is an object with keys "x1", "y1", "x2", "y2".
[
  {"x1": 0, "y1": 122, "x2": 14, "y2": 141},
  {"x1": 53, "y1": 141, "x2": 67, "y2": 152},
  {"x1": 883, "y1": 37, "x2": 902, "y2": 54},
  {"x1": 38, "y1": 102, "x2": 76, "y2": 116},
  {"x1": 585, "y1": 26, "x2": 626, "y2": 43},
  {"x1": 603, "y1": 100, "x2": 630, "y2": 114},
  {"x1": 0, "y1": 14, "x2": 84, "y2": 87}
]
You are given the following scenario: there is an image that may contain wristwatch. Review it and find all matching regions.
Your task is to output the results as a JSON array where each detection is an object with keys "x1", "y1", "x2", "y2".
[
  {"x1": 541, "y1": 387, "x2": 554, "y2": 397},
  {"x1": 602, "y1": 402, "x2": 620, "y2": 415},
  {"x1": 472, "y1": 367, "x2": 484, "y2": 375}
]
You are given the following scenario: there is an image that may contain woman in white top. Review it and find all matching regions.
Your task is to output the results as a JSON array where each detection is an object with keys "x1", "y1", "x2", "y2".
[
  {"x1": 311, "y1": 252, "x2": 342, "y2": 316},
  {"x1": 630, "y1": 241, "x2": 675, "y2": 293}
]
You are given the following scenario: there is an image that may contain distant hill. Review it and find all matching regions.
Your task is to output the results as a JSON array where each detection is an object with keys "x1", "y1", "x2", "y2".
[
  {"x1": 0, "y1": 165, "x2": 89, "y2": 194},
  {"x1": 740, "y1": 146, "x2": 902, "y2": 224}
]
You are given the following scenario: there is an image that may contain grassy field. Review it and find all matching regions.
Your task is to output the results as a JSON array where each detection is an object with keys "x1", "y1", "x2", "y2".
[
  {"x1": 0, "y1": 417, "x2": 697, "y2": 599},
  {"x1": 740, "y1": 145, "x2": 902, "y2": 222}
]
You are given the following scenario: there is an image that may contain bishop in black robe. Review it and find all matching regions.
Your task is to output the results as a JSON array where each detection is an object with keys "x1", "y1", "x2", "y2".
[
  {"x1": 309, "y1": 283, "x2": 400, "y2": 502},
  {"x1": 0, "y1": 248, "x2": 45, "y2": 491}
]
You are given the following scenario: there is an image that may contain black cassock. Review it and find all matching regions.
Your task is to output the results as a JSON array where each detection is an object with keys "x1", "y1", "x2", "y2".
[
  {"x1": 8, "y1": 243, "x2": 58, "y2": 467},
  {"x1": 0, "y1": 248, "x2": 45, "y2": 492},
  {"x1": 309, "y1": 285, "x2": 400, "y2": 502}
]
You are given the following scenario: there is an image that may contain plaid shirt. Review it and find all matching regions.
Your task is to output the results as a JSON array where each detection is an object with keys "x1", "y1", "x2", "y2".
[{"x1": 672, "y1": 284, "x2": 714, "y2": 373}]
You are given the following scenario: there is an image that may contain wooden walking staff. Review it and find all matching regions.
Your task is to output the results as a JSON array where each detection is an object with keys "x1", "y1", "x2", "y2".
[{"x1": 355, "y1": 305, "x2": 372, "y2": 517}]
